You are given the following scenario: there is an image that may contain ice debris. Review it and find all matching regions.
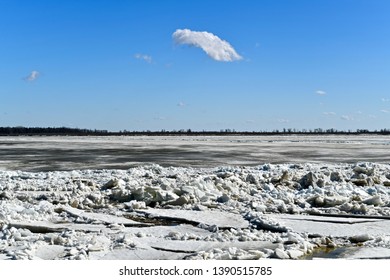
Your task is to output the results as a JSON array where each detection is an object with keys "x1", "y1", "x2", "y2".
[{"x1": 1, "y1": 162, "x2": 390, "y2": 259}]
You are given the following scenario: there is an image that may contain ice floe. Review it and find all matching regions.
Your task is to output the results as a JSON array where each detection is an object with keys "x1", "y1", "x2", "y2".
[{"x1": 1, "y1": 162, "x2": 390, "y2": 259}]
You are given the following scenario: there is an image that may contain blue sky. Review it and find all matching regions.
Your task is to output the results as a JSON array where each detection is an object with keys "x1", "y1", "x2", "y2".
[{"x1": 1, "y1": 0, "x2": 390, "y2": 131}]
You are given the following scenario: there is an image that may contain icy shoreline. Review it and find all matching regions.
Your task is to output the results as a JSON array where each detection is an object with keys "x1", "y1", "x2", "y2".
[{"x1": 1, "y1": 162, "x2": 390, "y2": 260}]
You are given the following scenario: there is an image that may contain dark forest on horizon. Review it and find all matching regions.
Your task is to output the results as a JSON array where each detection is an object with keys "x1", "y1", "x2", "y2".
[{"x1": 1, "y1": 126, "x2": 390, "y2": 136}]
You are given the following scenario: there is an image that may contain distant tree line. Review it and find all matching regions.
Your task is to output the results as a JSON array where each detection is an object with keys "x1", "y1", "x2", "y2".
[
  {"x1": 0, "y1": 126, "x2": 109, "y2": 136},
  {"x1": 1, "y1": 126, "x2": 390, "y2": 136}
]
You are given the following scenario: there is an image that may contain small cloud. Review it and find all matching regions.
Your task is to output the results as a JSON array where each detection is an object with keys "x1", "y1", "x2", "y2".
[
  {"x1": 381, "y1": 98, "x2": 390, "y2": 102},
  {"x1": 255, "y1": 42, "x2": 261, "y2": 48},
  {"x1": 277, "y1": 118, "x2": 290, "y2": 123},
  {"x1": 323, "y1": 112, "x2": 337, "y2": 116},
  {"x1": 172, "y1": 28, "x2": 242, "y2": 62},
  {"x1": 153, "y1": 116, "x2": 166, "y2": 120},
  {"x1": 245, "y1": 119, "x2": 255, "y2": 124},
  {"x1": 369, "y1": 114, "x2": 377, "y2": 119},
  {"x1": 316, "y1": 90, "x2": 326, "y2": 96},
  {"x1": 380, "y1": 109, "x2": 389, "y2": 113},
  {"x1": 24, "y1": 70, "x2": 40, "y2": 81},
  {"x1": 177, "y1": 101, "x2": 186, "y2": 107},
  {"x1": 341, "y1": 115, "x2": 354, "y2": 121},
  {"x1": 134, "y1": 53, "x2": 152, "y2": 63}
]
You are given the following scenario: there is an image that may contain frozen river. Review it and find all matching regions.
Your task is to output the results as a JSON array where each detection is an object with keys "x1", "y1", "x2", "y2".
[
  {"x1": 2, "y1": 135, "x2": 390, "y2": 260},
  {"x1": 0, "y1": 135, "x2": 389, "y2": 171}
]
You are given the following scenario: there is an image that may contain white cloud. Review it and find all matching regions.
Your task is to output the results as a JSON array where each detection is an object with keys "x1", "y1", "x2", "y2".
[
  {"x1": 316, "y1": 90, "x2": 326, "y2": 96},
  {"x1": 24, "y1": 70, "x2": 40, "y2": 81},
  {"x1": 177, "y1": 101, "x2": 186, "y2": 107},
  {"x1": 134, "y1": 53, "x2": 152, "y2": 63},
  {"x1": 323, "y1": 112, "x2": 337, "y2": 116},
  {"x1": 341, "y1": 115, "x2": 354, "y2": 121},
  {"x1": 381, "y1": 98, "x2": 390, "y2": 102},
  {"x1": 380, "y1": 109, "x2": 389, "y2": 113},
  {"x1": 172, "y1": 29, "x2": 242, "y2": 62},
  {"x1": 277, "y1": 118, "x2": 290, "y2": 123}
]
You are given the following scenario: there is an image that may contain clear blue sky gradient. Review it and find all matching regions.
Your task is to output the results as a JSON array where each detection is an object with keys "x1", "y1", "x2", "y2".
[{"x1": 1, "y1": 0, "x2": 390, "y2": 131}]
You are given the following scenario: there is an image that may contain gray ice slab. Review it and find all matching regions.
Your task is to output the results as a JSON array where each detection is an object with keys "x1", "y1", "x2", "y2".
[
  {"x1": 90, "y1": 248, "x2": 189, "y2": 260},
  {"x1": 267, "y1": 214, "x2": 390, "y2": 237},
  {"x1": 9, "y1": 221, "x2": 108, "y2": 233},
  {"x1": 92, "y1": 238, "x2": 278, "y2": 260},
  {"x1": 144, "y1": 239, "x2": 280, "y2": 253},
  {"x1": 9, "y1": 221, "x2": 70, "y2": 233},
  {"x1": 122, "y1": 224, "x2": 213, "y2": 238},
  {"x1": 137, "y1": 208, "x2": 249, "y2": 229},
  {"x1": 33, "y1": 244, "x2": 66, "y2": 260},
  {"x1": 268, "y1": 214, "x2": 377, "y2": 224},
  {"x1": 58, "y1": 206, "x2": 150, "y2": 226},
  {"x1": 0, "y1": 254, "x2": 10, "y2": 260},
  {"x1": 341, "y1": 247, "x2": 390, "y2": 259}
]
